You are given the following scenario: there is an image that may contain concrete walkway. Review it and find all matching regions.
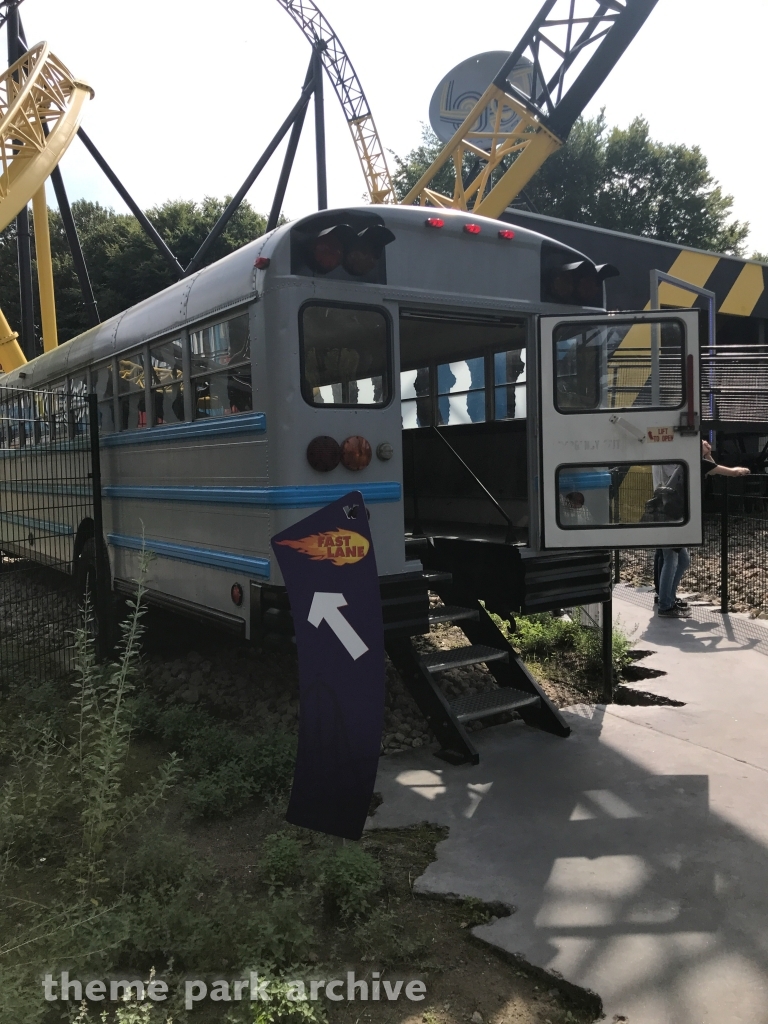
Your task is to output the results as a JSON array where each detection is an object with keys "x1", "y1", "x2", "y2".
[{"x1": 370, "y1": 587, "x2": 768, "y2": 1024}]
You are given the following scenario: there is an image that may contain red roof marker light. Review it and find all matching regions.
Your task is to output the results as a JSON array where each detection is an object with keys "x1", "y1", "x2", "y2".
[
  {"x1": 498, "y1": 229, "x2": 515, "y2": 240},
  {"x1": 463, "y1": 223, "x2": 481, "y2": 235},
  {"x1": 254, "y1": 256, "x2": 270, "y2": 269},
  {"x1": 425, "y1": 217, "x2": 444, "y2": 229}
]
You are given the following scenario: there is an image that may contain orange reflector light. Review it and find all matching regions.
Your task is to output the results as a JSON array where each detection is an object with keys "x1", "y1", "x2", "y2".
[
  {"x1": 498, "y1": 229, "x2": 515, "y2": 240},
  {"x1": 231, "y1": 582, "x2": 244, "y2": 606},
  {"x1": 254, "y1": 256, "x2": 270, "y2": 269},
  {"x1": 425, "y1": 217, "x2": 444, "y2": 228},
  {"x1": 463, "y1": 223, "x2": 481, "y2": 235},
  {"x1": 340, "y1": 435, "x2": 372, "y2": 471}
]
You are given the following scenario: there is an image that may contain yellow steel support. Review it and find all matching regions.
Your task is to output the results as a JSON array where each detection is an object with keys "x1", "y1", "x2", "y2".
[
  {"x1": 400, "y1": 82, "x2": 563, "y2": 219},
  {"x1": 0, "y1": 308, "x2": 26, "y2": 372},
  {"x1": 32, "y1": 185, "x2": 58, "y2": 353}
]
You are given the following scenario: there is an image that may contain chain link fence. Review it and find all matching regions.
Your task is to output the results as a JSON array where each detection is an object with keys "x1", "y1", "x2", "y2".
[
  {"x1": 616, "y1": 475, "x2": 768, "y2": 617},
  {"x1": 0, "y1": 385, "x2": 102, "y2": 688}
]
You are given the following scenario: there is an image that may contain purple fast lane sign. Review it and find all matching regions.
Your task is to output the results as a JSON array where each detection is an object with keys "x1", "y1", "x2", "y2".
[{"x1": 271, "y1": 490, "x2": 385, "y2": 840}]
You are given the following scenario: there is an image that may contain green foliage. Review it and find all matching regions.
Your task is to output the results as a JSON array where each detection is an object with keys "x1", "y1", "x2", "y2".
[
  {"x1": 320, "y1": 845, "x2": 382, "y2": 922},
  {"x1": 252, "y1": 978, "x2": 327, "y2": 1024},
  {"x1": 134, "y1": 702, "x2": 297, "y2": 818},
  {"x1": 0, "y1": 197, "x2": 268, "y2": 345},
  {"x1": 259, "y1": 832, "x2": 305, "y2": 889},
  {"x1": 393, "y1": 116, "x2": 749, "y2": 255},
  {"x1": 506, "y1": 611, "x2": 634, "y2": 679}
]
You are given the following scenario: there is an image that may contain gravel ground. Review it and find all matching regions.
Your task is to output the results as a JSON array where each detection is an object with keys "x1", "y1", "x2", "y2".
[
  {"x1": 138, "y1": 596, "x2": 514, "y2": 755},
  {"x1": 618, "y1": 514, "x2": 768, "y2": 618}
]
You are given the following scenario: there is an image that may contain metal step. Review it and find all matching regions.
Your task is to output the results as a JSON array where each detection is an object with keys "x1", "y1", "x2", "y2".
[
  {"x1": 421, "y1": 644, "x2": 508, "y2": 674},
  {"x1": 428, "y1": 604, "x2": 479, "y2": 626},
  {"x1": 450, "y1": 687, "x2": 541, "y2": 723}
]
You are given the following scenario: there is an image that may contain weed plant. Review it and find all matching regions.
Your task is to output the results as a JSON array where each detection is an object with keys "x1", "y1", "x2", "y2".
[{"x1": 493, "y1": 611, "x2": 635, "y2": 687}]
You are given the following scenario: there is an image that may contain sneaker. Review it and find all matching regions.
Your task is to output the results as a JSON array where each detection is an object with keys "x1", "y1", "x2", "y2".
[
  {"x1": 675, "y1": 598, "x2": 690, "y2": 609},
  {"x1": 658, "y1": 606, "x2": 690, "y2": 617}
]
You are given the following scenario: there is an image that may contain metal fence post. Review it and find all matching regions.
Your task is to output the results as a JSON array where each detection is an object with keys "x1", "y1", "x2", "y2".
[
  {"x1": 613, "y1": 549, "x2": 621, "y2": 584},
  {"x1": 720, "y1": 477, "x2": 729, "y2": 615},
  {"x1": 601, "y1": 591, "x2": 613, "y2": 703},
  {"x1": 87, "y1": 394, "x2": 109, "y2": 657}
]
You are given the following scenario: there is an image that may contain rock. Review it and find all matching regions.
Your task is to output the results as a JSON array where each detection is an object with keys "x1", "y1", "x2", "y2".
[
  {"x1": 471, "y1": 1012, "x2": 483, "y2": 1023},
  {"x1": 189, "y1": 669, "x2": 204, "y2": 688},
  {"x1": 179, "y1": 687, "x2": 199, "y2": 704}
]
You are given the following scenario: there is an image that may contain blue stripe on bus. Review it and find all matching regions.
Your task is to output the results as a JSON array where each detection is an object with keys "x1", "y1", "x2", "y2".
[
  {"x1": 0, "y1": 482, "x2": 91, "y2": 497},
  {"x1": 101, "y1": 412, "x2": 267, "y2": 447},
  {"x1": 0, "y1": 512, "x2": 74, "y2": 536},
  {"x1": 108, "y1": 533, "x2": 270, "y2": 579},
  {"x1": 102, "y1": 482, "x2": 402, "y2": 507}
]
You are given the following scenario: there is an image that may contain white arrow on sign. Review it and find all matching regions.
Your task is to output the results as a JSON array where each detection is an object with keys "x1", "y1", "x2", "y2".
[{"x1": 308, "y1": 592, "x2": 369, "y2": 661}]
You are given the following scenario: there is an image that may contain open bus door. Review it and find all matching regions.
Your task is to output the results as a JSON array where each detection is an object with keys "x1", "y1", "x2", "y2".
[{"x1": 537, "y1": 309, "x2": 702, "y2": 550}]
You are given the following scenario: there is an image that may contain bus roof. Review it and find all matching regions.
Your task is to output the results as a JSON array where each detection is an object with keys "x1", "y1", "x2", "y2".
[{"x1": 0, "y1": 206, "x2": 596, "y2": 388}]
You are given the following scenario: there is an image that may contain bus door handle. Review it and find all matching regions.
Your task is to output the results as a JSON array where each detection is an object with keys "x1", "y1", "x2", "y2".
[{"x1": 609, "y1": 415, "x2": 646, "y2": 443}]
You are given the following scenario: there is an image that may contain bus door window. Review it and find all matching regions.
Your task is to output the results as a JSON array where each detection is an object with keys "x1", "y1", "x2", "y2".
[
  {"x1": 556, "y1": 462, "x2": 687, "y2": 528},
  {"x1": 554, "y1": 320, "x2": 684, "y2": 412},
  {"x1": 190, "y1": 313, "x2": 252, "y2": 418},
  {"x1": 150, "y1": 338, "x2": 185, "y2": 425},
  {"x1": 401, "y1": 367, "x2": 431, "y2": 428},
  {"x1": 118, "y1": 351, "x2": 147, "y2": 430},
  {"x1": 93, "y1": 362, "x2": 115, "y2": 435},
  {"x1": 300, "y1": 303, "x2": 391, "y2": 407},
  {"x1": 437, "y1": 357, "x2": 485, "y2": 425},
  {"x1": 494, "y1": 348, "x2": 526, "y2": 420}
]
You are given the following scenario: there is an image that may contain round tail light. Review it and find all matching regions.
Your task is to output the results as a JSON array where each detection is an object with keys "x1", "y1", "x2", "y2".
[
  {"x1": 307, "y1": 435, "x2": 341, "y2": 472},
  {"x1": 343, "y1": 245, "x2": 378, "y2": 276},
  {"x1": 340, "y1": 435, "x2": 372, "y2": 471},
  {"x1": 231, "y1": 583, "x2": 244, "y2": 606},
  {"x1": 309, "y1": 234, "x2": 345, "y2": 273}
]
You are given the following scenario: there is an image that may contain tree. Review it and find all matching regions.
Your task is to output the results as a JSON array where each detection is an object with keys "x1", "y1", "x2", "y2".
[
  {"x1": 0, "y1": 198, "x2": 268, "y2": 346},
  {"x1": 393, "y1": 113, "x2": 749, "y2": 255}
]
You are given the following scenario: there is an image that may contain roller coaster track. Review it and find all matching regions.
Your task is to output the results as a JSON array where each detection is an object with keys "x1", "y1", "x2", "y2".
[
  {"x1": 0, "y1": 41, "x2": 92, "y2": 369},
  {"x1": 0, "y1": 41, "x2": 92, "y2": 231},
  {"x1": 276, "y1": 0, "x2": 394, "y2": 204}
]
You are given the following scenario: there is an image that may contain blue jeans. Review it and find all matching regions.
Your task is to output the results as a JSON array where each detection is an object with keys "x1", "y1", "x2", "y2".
[{"x1": 658, "y1": 547, "x2": 690, "y2": 611}]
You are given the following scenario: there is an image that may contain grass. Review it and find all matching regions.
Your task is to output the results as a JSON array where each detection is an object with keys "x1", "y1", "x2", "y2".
[{"x1": 0, "y1": 568, "x2": 601, "y2": 1024}]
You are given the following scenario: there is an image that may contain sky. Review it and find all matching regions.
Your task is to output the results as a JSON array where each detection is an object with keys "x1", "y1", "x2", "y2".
[{"x1": 17, "y1": 0, "x2": 768, "y2": 255}]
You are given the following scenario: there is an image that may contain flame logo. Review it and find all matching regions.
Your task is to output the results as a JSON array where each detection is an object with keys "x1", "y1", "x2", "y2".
[{"x1": 276, "y1": 529, "x2": 370, "y2": 566}]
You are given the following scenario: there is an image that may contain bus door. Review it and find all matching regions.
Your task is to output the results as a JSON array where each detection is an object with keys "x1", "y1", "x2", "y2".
[{"x1": 537, "y1": 310, "x2": 702, "y2": 549}]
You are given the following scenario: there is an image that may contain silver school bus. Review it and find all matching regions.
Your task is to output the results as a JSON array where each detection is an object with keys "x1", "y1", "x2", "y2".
[{"x1": 0, "y1": 205, "x2": 702, "y2": 754}]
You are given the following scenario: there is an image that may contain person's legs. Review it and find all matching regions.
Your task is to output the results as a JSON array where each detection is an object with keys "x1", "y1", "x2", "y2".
[
  {"x1": 672, "y1": 547, "x2": 690, "y2": 596},
  {"x1": 653, "y1": 548, "x2": 663, "y2": 601},
  {"x1": 658, "y1": 548, "x2": 680, "y2": 612}
]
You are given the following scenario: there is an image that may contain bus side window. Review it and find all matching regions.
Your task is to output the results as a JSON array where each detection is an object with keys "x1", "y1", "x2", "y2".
[
  {"x1": 118, "y1": 351, "x2": 147, "y2": 430},
  {"x1": 401, "y1": 367, "x2": 431, "y2": 428},
  {"x1": 494, "y1": 348, "x2": 526, "y2": 420},
  {"x1": 437, "y1": 357, "x2": 485, "y2": 425},
  {"x1": 93, "y1": 362, "x2": 115, "y2": 435},
  {"x1": 69, "y1": 375, "x2": 88, "y2": 439},
  {"x1": 190, "y1": 313, "x2": 252, "y2": 418},
  {"x1": 150, "y1": 338, "x2": 185, "y2": 425}
]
